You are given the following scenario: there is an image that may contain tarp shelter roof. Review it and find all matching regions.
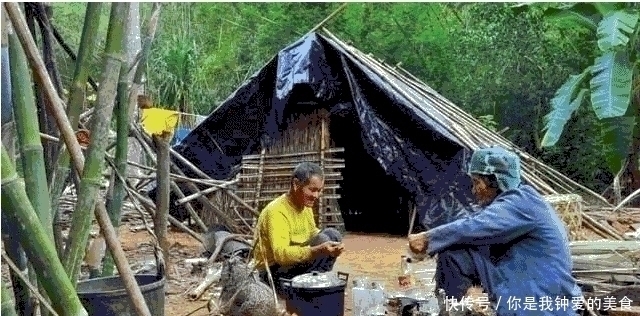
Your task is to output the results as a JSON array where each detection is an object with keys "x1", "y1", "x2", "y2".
[{"x1": 155, "y1": 30, "x2": 610, "y2": 230}]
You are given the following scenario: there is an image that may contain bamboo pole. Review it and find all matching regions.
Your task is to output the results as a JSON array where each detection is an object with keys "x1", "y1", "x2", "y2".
[
  {"x1": 9, "y1": 28, "x2": 54, "y2": 245},
  {"x1": 1, "y1": 146, "x2": 88, "y2": 316},
  {"x1": 254, "y1": 148, "x2": 267, "y2": 209},
  {"x1": 170, "y1": 181, "x2": 209, "y2": 232},
  {"x1": 153, "y1": 132, "x2": 172, "y2": 274},
  {"x1": 1, "y1": 252, "x2": 59, "y2": 316},
  {"x1": 3, "y1": 9, "x2": 34, "y2": 314},
  {"x1": 175, "y1": 180, "x2": 238, "y2": 205},
  {"x1": 8, "y1": 26, "x2": 55, "y2": 315},
  {"x1": 48, "y1": 2, "x2": 103, "y2": 258},
  {"x1": 1, "y1": 279, "x2": 18, "y2": 316},
  {"x1": 43, "y1": 129, "x2": 231, "y2": 187},
  {"x1": 102, "y1": 12, "x2": 135, "y2": 277},
  {"x1": 4, "y1": 4, "x2": 151, "y2": 315},
  {"x1": 63, "y1": 2, "x2": 129, "y2": 285}
]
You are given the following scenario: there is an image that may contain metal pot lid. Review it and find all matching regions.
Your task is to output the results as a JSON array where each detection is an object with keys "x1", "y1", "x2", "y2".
[{"x1": 290, "y1": 271, "x2": 344, "y2": 288}]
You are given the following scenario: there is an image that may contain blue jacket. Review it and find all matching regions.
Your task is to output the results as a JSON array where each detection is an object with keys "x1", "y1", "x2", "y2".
[{"x1": 427, "y1": 185, "x2": 582, "y2": 315}]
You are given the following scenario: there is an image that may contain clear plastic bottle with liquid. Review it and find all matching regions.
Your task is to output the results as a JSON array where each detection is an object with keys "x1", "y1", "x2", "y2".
[{"x1": 398, "y1": 255, "x2": 414, "y2": 289}]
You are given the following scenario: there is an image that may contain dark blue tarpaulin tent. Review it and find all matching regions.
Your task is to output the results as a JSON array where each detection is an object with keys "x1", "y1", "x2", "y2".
[
  {"x1": 149, "y1": 31, "x2": 482, "y2": 234},
  {"x1": 151, "y1": 31, "x2": 607, "y2": 234}
]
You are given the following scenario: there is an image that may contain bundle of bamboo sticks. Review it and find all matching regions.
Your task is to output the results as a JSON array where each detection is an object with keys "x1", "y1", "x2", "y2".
[{"x1": 319, "y1": 28, "x2": 624, "y2": 241}]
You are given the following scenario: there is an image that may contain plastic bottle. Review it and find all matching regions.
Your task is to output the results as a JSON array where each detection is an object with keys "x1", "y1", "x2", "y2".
[{"x1": 398, "y1": 255, "x2": 414, "y2": 289}]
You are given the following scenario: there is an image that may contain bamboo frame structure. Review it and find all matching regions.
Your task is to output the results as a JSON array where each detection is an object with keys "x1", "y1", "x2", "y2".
[{"x1": 233, "y1": 109, "x2": 346, "y2": 233}]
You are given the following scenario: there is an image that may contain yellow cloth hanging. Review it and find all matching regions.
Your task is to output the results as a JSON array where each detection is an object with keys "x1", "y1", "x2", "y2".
[{"x1": 140, "y1": 107, "x2": 180, "y2": 137}]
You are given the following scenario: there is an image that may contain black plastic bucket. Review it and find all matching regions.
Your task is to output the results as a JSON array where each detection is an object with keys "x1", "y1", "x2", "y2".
[
  {"x1": 76, "y1": 274, "x2": 165, "y2": 316},
  {"x1": 281, "y1": 272, "x2": 349, "y2": 316}
]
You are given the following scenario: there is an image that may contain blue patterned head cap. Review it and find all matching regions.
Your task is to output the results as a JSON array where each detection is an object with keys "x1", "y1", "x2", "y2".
[{"x1": 467, "y1": 146, "x2": 521, "y2": 192}]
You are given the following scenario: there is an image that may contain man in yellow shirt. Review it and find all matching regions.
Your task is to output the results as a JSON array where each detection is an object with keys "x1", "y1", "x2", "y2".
[{"x1": 253, "y1": 162, "x2": 344, "y2": 292}]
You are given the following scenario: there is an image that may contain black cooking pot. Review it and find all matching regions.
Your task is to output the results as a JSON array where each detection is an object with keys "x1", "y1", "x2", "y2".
[{"x1": 281, "y1": 271, "x2": 349, "y2": 316}]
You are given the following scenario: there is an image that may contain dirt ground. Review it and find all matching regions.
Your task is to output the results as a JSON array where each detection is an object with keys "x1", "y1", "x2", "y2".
[{"x1": 116, "y1": 224, "x2": 432, "y2": 316}]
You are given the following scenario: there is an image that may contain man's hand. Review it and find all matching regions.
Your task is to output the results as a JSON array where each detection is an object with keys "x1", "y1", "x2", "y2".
[
  {"x1": 329, "y1": 242, "x2": 344, "y2": 257},
  {"x1": 408, "y1": 232, "x2": 428, "y2": 254},
  {"x1": 312, "y1": 241, "x2": 344, "y2": 258}
]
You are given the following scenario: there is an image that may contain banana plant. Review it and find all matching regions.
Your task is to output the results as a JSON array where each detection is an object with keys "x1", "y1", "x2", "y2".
[{"x1": 515, "y1": 2, "x2": 639, "y2": 175}]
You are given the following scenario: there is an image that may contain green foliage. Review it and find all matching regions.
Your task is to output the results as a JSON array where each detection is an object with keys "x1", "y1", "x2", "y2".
[
  {"x1": 590, "y1": 50, "x2": 633, "y2": 119},
  {"x1": 596, "y1": 9, "x2": 638, "y2": 51},
  {"x1": 516, "y1": 2, "x2": 639, "y2": 175},
  {"x1": 541, "y1": 69, "x2": 590, "y2": 147},
  {"x1": 477, "y1": 115, "x2": 498, "y2": 132}
]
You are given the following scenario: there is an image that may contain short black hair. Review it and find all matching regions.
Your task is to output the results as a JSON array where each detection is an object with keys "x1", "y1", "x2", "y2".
[{"x1": 292, "y1": 162, "x2": 324, "y2": 184}]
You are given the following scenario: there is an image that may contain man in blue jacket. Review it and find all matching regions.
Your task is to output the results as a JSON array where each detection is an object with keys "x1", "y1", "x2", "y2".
[{"x1": 409, "y1": 146, "x2": 583, "y2": 315}]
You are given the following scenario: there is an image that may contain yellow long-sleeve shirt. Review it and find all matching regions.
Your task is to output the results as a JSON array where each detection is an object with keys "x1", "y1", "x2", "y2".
[{"x1": 253, "y1": 194, "x2": 321, "y2": 268}]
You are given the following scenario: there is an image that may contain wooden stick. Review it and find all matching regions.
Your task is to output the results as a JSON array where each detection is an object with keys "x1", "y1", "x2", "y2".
[
  {"x1": 253, "y1": 148, "x2": 267, "y2": 210},
  {"x1": 40, "y1": 132, "x2": 227, "y2": 187},
  {"x1": 134, "y1": 127, "x2": 242, "y2": 230},
  {"x1": 105, "y1": 157, "x2": 205, "y2": 244},
  {"x1": 165, "y1": 144, "x2": 261, "y2": 218},
  {"x1": 241, "y1": 148, "x2": 344, "y2": 160},
  {"x1": 408, "y1": 204, "x2": 417, "y2": 236},
  {"x1": 308, "y1": 3, "x2": 348, "y2": 33},
  {"x1": 175, "y1": 181, "x2": 237, "y2": 205},
  {"x1": 187, "y1": 264, "x2": 222, "y2": 301},
  {"x1": 132, "y1": 125, "x2": 209, "y2": 233},
  {"x1": 582, "y1": 214, "x2": 624, "y2": 240},
  {"x1": 319, "y1": 111, "x2": 327, "y2": 223},
  {"x1": 153, "y1": 133, "x2": 171, "y2": 274},
  {"x1": 169, "y1": 181, "x2": 208, "y2": 232},
  {"x1": 5, "y1": 4, "x2": 151, "y2": 315}
]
